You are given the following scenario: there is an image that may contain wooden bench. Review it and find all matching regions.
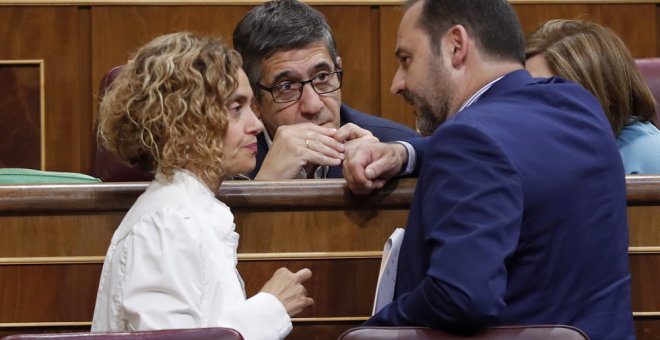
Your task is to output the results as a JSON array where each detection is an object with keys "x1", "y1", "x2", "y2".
[{"x1": 0, "y1": 176, "x2": 658, "y2": 339}]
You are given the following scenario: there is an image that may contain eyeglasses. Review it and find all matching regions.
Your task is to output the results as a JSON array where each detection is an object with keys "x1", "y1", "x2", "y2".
[{"x1": 258, "y1": 71, "x2": 343, "y2": 103}]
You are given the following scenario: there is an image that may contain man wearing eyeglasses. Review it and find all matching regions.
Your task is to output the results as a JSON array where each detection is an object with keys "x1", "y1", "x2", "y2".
[{"x1": 233, "y1": 0, "x2": 417, "y2": 180}]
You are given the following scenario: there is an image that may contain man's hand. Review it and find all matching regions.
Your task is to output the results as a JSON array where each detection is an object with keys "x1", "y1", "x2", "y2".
[
  {"x1": 343, "y1": 142, "x2": 408, "y2": 194},
  {"x1": 335, "y1": 123, "x2": 380, "y2": 157},
  {"x1": 255, "y1": 123, "x2": 344, "y2": 180},
  {"x1": 334, "y1": 123, "x2": 375, "y2": 143},
  {"x1": 260, "y1": 268, "x2": 314, "y2": 317}
]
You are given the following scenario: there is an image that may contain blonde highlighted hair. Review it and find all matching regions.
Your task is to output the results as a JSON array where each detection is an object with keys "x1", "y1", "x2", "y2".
[
  {"x1": 98, "y1": 32, "x2": 242, "y2": 182},
  {"x1": 525, "y1": 19, "x2": 656, "y2": 135}
]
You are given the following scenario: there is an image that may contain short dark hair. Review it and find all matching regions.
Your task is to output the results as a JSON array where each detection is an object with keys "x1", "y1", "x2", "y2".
[
  {"x1": 232, "y1": 0, "x2": 338, "y2": 100},
  {"x1": 407, "y1": 0, "x2": 525, "y2": 64}
]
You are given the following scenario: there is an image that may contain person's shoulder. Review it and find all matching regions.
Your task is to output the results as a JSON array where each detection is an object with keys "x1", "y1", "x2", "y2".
[
  {"x1": 619, "y1": 123, "x2": 660, "y2": 174},
  {"x1": 340, "y1": 104, "x2": 418, "y2": 141},
  {"x1": 528, "y1": 75, "x2": 597, "y2": 102},
  {"x1": 620, "y1": 121, "x2": 660, "y2": 149}
]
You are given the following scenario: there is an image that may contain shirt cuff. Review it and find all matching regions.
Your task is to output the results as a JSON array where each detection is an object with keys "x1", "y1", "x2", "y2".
[
  {"x1": 392, "y1": 141, "x2": 416, "y2": 176},
  {"x1": 250, "y1": 292, "x2": 293, "y2": 338}
]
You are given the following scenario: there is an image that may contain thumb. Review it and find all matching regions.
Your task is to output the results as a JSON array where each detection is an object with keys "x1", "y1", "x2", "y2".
[
  {"x1": 295, "y1": 268, "x2": 312, "y2": 282},
  {"x1": 364, "y1": 160, "x2": 389, "y2": 180}
]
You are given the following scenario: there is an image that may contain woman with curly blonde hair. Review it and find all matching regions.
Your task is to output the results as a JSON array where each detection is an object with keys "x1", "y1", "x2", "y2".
[
  {"x1": 525, "y1": 19, "x2": 660, "y2": 174},
  {"x1": 92, "y1": 32, "x2": 313, "y2": 339}
]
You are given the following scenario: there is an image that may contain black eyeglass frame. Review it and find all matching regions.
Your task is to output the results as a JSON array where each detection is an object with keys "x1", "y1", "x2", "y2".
[{"x1": 257, "y1": 70, "x2": 343, "y2": 104}]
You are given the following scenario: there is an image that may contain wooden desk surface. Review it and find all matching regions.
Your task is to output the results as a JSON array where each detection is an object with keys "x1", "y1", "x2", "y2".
[{"x1": 0, "y1": 176, "x2": 658, "y2": 339}]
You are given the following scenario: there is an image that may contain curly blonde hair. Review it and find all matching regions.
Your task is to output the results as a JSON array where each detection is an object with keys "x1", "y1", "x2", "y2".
[{"x1": 98, "y1": 32, "x2": 242, "y2": 182}]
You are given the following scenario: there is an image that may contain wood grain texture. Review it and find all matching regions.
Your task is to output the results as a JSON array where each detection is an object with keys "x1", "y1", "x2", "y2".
[
  {"x1": 0, "y1": 264, "x2": 101, "y2": 323},
  {"x1": 630, "y1": 254, "x2": 660, "y2": 313},
  {"x1": 636, "y1": 318, "x2": 660, "y2": 340},
  {"x1": 0, "y1": 64, "x2": 42, "y2": 169},
  {"x1": 239, "y1": 258, "x2": 380, "y2": 318},
  {"x1": 0, "y1": 7, "x2": 85, "y2": 172},
  {"x1": 378, "y1": 5, "x2": 414, "y2": 129},
  {"x1": 318, "y1": 6, "x2": 379, "y2": 116},
  {"x1": 514, "y1": 3, "x2": 656, "y2": 57},
  {"x1": 0, "y1": 177, "x2": 660, "y2": 338}
]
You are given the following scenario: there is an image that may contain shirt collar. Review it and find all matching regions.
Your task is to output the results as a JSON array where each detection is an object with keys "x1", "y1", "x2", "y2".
[{"x1": 457, "y1": 76, "x2": 504, "y2": 112}]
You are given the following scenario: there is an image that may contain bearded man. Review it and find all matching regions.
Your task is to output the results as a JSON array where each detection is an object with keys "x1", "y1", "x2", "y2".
[{"x1": 343, "y1": 0, "x2": 634, "y2": 339}]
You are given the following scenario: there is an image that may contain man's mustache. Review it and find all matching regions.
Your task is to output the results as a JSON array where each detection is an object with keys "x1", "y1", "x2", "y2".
[{"x1": 401, "y1": 90, "x2": 417, "y2": 107}]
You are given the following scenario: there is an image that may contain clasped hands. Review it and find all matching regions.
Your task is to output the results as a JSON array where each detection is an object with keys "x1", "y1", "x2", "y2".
[{"x1": 255, "y1": 122, "x2": 379, "y2": 180}]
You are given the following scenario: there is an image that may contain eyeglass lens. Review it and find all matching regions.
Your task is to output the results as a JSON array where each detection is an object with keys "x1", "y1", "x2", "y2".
[{"x1": 273, "y1": 72, "x2": 341, "y2": 103}]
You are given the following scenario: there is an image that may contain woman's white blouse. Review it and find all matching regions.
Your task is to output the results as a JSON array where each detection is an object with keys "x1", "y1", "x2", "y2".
[{"x1": 92, "y1": 170, "x2": 291, "y2": 340}]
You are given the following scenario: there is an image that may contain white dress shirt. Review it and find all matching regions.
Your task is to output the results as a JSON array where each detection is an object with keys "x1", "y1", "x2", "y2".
[{"x1": 92, "y1": 170, "x2": 291, "y2": 340}]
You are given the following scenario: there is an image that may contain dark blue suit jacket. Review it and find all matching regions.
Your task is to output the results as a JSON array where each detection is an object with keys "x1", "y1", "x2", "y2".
[
  {"x1": 248, "y1": 104, "x2": 418, "y2": 179},
  {"x1": 366, "y1": 70, "x2": 634, "y2": 339}
]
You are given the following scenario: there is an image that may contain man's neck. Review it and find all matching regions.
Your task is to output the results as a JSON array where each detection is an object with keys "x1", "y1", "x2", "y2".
[{"x1": 454, "y1": 59, "x2": 523, "y2": 114}]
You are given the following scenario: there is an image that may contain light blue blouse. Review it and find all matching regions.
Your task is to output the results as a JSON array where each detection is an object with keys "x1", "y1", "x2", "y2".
[{"x1": 618, "y1": 120, "x2": 660, "y2": 174}]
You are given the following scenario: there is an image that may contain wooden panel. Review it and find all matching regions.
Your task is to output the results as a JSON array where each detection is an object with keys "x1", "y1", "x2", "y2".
[
  {"x1": 0, "y1": 264, "x2": 100, "y2": 323},
  {"x1": 0, "y1": 62, "x2": 43, "y2": 169},
  {"x1": 318, "y1": 6, "x2": 380, "y2": 116},
  {"x1": 0, "y1": 258, "x2": 378, "y2": 323},
  {"x1": 630, "y1": 253, "x2": 660, "y2": 312},
  {"x1": 636, "y1": 318, "x2": 660, "y2": 340},
  {"x1": 1, "y1": 177, "x2": 660, "y2": 338},
  {"x1": 236, "y1": 210, "x2": 407, "y2": 253},
  {"x1": 379, "y1": 5, "x2": 414, "y2": 129},
  {"x1": 240, "y1": 258, "x2": 379, "y2": 318},
  {"x1": 628, "y1": 206, "x2": 660, "y2": 247},
  {"x1": 628, "y1": 175, "x2": 660, "y2": 247},
  {"x1": 0, "y1": 7, "x2": 86, "y2": 173},
  {"x1": 90, "y1": 5, "x2": 382, "y2": 125},
  {"x1": 514, "y1": 4, "x2": 656, "y2": 57},
  {"x1": 0, "y1": 210, "x2": 405, "y2": 257},
  {"x1": 0, "y1": 213, "x2": 122, "y2": 257}
]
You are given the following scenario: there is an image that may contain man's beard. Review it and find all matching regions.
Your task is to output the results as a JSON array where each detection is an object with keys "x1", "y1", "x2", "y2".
[{"x1": 402, "y1": 90, "x2": 448, "y2": 137}]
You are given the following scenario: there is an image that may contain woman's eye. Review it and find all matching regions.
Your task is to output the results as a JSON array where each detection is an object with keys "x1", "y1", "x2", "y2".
[{"x1": 229, "y1": 104, "x2": 241, "y2": 114}]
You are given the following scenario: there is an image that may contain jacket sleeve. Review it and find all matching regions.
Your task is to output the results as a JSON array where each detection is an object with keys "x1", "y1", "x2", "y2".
[{"x1": 367, "y1": 122, "x2": 524, "y2": 333}]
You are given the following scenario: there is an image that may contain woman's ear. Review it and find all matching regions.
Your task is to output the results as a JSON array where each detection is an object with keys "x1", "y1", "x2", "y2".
[{"x1": 336, "y1": 56, "x2": 343, "y2": 69}]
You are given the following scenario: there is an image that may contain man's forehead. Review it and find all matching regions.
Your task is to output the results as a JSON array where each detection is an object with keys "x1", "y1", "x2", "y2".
[
  {"x1": 396, "y1": 5, "x2": 428, "y2": 54},
  {"x1": 260, "y1": 43, "x2": 334, "y2": 81}
]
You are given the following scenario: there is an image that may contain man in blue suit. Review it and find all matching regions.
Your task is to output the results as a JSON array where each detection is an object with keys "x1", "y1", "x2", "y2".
[
  {"x1": 343, "y1": 0, "x2": 634, "y2": 339},
  {"x1": 233, "y1": 0, "x2": 417, "y2": 180}
]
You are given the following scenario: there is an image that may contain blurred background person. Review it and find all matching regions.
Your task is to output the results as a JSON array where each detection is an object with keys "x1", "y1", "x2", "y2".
[{"x1": 526, "y1": 19, "x2": 660, "y2": 174}]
